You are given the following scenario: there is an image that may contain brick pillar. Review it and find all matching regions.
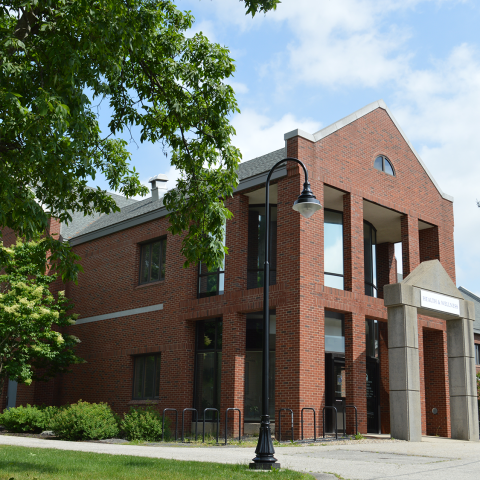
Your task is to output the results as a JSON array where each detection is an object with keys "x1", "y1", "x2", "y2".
[
  {"x1": 439, "y1": 221, "x2": 456, "y2": 284},
  {"x1": 424, "y1": 328, "x2": 451, "y2": 438},
  {"x1": 221, "y1": 312, "x2": 246, "y2": 437},
  {"x1": 225, "y1": 194, "x2": 249, "y2": 292},
  {"x1": 419, "y1": 226, "x2": 440, "y2": 263},
  {"x1": 401, "y1": 215, "x2": 420, "y2": 277},
  {"x1": 376, "y1": 243, "x2": 397, "y2": 299},
  {"x1": 418, "y1": 324, "x2": 426, "y2": 435},
  {"x1": 345, "y1": 312, "x2": 367, "y2": 434},
  {"x1": 378, "y1": 321, "x2": 390, "y2": 434},
  {"x1": 343, "y1": 193, "x2": 364, "y2": 294}
]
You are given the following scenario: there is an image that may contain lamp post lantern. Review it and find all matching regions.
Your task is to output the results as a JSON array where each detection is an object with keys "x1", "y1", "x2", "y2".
[{"x1": 249, "y1": 158, "x2": 322, "y2": 470}]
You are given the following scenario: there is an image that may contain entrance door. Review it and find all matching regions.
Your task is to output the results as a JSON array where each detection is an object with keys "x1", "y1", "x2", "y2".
[
  {"x1": 6, "y1": 379, "x2": 17, "y2": 409},
  {"x1": 325, "y1": 354, "x2": 345, "y2": 435},
  {"x1": 366, "y1": 358, "x2": 380, "y2": 433}
]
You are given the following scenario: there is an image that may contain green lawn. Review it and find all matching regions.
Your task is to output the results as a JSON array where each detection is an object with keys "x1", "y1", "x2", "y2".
[{"x1": 0, "y1": 446, "x2": 314, "y2": 479}]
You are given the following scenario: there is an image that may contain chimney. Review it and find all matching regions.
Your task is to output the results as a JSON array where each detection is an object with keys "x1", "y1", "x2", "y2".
[{"x1": 148, "y1": 174, "x2": 168, "y2": 201}]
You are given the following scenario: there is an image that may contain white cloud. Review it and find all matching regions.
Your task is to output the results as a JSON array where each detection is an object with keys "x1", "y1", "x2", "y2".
[
  {"x1": 225, "y1": 79, "x2": 249, "y2": 94},
  {"x1": 391, "y1": 43, "x2": 480, "y2": 290},
  {"x1": 231, "y1": 109, "x2": 321, "y2": 161}
]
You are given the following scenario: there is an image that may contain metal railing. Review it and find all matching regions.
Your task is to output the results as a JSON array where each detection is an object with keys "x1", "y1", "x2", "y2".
[
  {"x1": 343, "y1": 405, "x2": 358, "y2": 437},
  {"x1": 225, "y1": 408, "x2": 242, "y2": 445},
  {"x1": 181, "y1": 408, "x2": 198, "y2": 442},
  {"x1": 202, "y1": 408, "x2": 219, "y2": 443},
  {"x1": 301, "y1": 407, "x2": 316, "y2": 441},
  {"x1": 322, "y1": 406, "x2": 338, "y2": 440},
  {"x1": 162, "y1": 408, "x2": 178, "y2": 442},
  {"x1": 277, "y1": 408, "x2": 294, "y2": 442}
]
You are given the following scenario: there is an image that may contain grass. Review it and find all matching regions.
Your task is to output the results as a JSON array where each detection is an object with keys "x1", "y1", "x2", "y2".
[{"x1": 0, "y1": 445, "x2": 315, "y2": 480}]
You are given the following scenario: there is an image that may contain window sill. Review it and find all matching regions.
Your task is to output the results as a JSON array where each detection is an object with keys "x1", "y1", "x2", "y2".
[
  {"x1": 135, "y1": 280, "x2": 165, "y2": 290},
  {"x1": 128, "y1": 399, "x2": 160, "y2": 405}
]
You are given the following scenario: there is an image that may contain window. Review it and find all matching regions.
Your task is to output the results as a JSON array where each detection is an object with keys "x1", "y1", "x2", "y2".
[
  {"x1": 364, "y1": 221, "x2": 378, "y2": 298},
  {"x1": 366, "y1": 319, "x2": 379, "y2": 358},
  {"x1": 133, "y1": 354, "x2": 161, "y2": 400},
  {"x1": 198, "y1": 225, "x2": 225, "y2": 298},
  {"x1": 244, "y1": 311, "x2": 276, "y2": 421},
  {"x1": 139, "y1": 238, "x2": 166, "y2": 284},
  {"x1": 324, "y1": 209, "x2": 344, "y2": 289},
  {"x1": 194, "y1": 319, "x2": 222, "y2": 420},
  {"x1": 325, "y1": 310, "x2": 345, "y2": 353},
  {"x1": 374, "y1": 155, "x2": 395, "y2": 176},
  {"x1": 475, "y1": 344, "x2": 480, "y2": 365},
  {"x1": 247, "y1": 205, "x2": 277, "y2": 289}
]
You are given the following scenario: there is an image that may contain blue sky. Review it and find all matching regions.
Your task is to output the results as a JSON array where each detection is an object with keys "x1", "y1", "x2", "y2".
[{"x1": 91, "y1": 0, "x2": 480, "y2": 294}]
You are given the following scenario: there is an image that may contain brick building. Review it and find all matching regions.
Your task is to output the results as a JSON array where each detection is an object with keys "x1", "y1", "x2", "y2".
[{"x1": 4, "y1": 99, "x2": 464, "y2": 438}]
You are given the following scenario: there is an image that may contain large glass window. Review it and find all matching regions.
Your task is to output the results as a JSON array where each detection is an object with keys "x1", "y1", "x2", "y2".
[
  {"x1": 194, "y1": 319, "x2": 222, "y2": 420},
  {"x1": 364, "y1": 222, "x2": 378, "y2": 297},
  {"x1": 324, "y1": 210, "x2": 344, "y2": 289},
  {"x1": 475, "y1": 344, "x2": 480, "y2": 365},
  {"x1": 198, "y1": 224, "x2": 225, "y2": 298},
  {"x1": 247, "y1": 205, "x2": 277, "y2": 289},
  {"x1": 244, "y1": 311, "x2": 276, "y2": 421},
  {"x1": 365, "y1": 319, "x2": 379, "y2": 358},
  {"x1": 139, "y1": 238, "x2": 166, "y2": 284},
  {"x1": 325, "y1": 311, "x2": 345, "y2": 354},
  {"x1": 133, "y1": 354, "x2": 161, "y2": 400}
]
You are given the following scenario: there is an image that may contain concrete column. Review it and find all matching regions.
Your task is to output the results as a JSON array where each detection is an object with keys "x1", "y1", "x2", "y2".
[
  {"x1": 401, "y1": 215, "x2": 420, "y2": 278},
  {"x1": 387, "y1": 305, "x2": 422, "y2": 441},
  {"x1": 446, "y1": 317, "x2": 479, "y2": 441}
]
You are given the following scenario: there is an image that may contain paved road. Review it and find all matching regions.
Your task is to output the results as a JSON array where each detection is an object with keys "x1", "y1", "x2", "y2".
[{"x1": 1, "y1": 435, "x2": 479, "y2": 479}]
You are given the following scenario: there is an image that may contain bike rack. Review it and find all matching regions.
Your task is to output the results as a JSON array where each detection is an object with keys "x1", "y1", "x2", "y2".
[
  {"x1": 181, "y1": 408, "x2": 198, "y2": 442},
  {"x1": 343, "y1": 405, "x2": 358, "y2": 437},
  {"x1": 322, "y1": 406, "x2": 338, "y2": 440},
  {"x1": 225, "y1": 408, "x2": 242, "y2": 445},
  {"x1": 301, "y1": 407, "x2": 316, "y2": 442},
  {"x1": 202, "y1": 408, "x2": 219, "y2": 444},
  {"x1": 162, "y1": 408, "x2": 178, "y2": 442},
  {"x1": 278, "y1": 408, "x2": 294, "y2": 442}
]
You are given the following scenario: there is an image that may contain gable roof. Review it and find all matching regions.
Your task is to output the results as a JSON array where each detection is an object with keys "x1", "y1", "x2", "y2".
[
  {"x1": 66, "y1": 100, "x2": 452, "y2": 245},
  {"x1": 66, "y1": 148, "x2": 287, "y2": 244},
  {"x1": 284, "y1": 99, "x2": 453, "y2": 203}
]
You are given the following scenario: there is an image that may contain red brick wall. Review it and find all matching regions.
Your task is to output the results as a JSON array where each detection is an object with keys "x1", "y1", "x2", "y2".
[
  {"x1": 378, "y1": 321, "x2": 390, "y2": 433},
  {"x1": 345, "y1": 312, "x2": 367, "y2": 433},
  {"x1": 376, "y1": 243, "x2": 397, "y2": 299},
  {"x1": 419, "y1": 226, "x2": 440, "y2": 263},
  {"x1": 423, "y1": 328, "x2": 451, "y2": 437},
  {"x1": 6, "y1": 106, "x2": 456, "y2": 441}
]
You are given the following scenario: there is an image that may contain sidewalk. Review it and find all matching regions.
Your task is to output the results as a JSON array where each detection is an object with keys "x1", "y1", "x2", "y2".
[{"x1": 1, "y1": 435, "x2": 479, "y2": 479}]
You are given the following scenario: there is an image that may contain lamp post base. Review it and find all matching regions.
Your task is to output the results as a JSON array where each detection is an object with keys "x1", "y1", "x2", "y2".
[
  {"x1": 249, "y1": 462, "x2": 281, "y2": 470},
  {"x1": 249, "y1": 415, "x2": 280, "y2": 470}
]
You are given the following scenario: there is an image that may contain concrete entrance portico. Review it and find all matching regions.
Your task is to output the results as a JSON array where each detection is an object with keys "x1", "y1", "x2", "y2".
[{"x1": 384, "y1": 260, "x2": 479, "y2": 442}]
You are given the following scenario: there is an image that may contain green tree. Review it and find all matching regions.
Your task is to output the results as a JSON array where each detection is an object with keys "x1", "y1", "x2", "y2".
[
  {"x1": 0, "y1": 239, "x2": 82, "y2": 398},
  {"x1": 0, "y1": 0, "x2": 279, "y2": 278}
]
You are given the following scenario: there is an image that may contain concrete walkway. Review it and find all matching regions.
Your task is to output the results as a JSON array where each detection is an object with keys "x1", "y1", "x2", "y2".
[{"x1": 1, "y1": 435, "x2": 480, "y2": 479}]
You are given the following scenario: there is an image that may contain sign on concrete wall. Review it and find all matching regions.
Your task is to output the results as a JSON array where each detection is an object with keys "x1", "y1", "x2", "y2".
[{"x1": 420, "y1": 290, "x2": 460, "y2": 316}]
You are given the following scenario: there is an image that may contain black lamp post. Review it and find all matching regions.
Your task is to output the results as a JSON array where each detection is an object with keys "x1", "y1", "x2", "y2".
[{"x1": 249, "y1": 158, "x2": 322, "y2": 470}]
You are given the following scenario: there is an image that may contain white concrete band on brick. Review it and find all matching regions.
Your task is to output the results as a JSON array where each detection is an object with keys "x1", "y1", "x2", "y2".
[{"x1": 75, "y1": 303, "x2": 164, "y2": 325}]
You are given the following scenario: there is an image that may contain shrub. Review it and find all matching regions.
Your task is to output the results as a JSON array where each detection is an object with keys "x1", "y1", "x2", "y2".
[
  {"x1": 0, "y1": 404, "x2": 60, "y2": 433},
  {"x1": 50, "y1": 400, "x2": 120, "y2": 440},
  {"x1": 120, "y1": 406, "x2": 170, "y2": 442}
]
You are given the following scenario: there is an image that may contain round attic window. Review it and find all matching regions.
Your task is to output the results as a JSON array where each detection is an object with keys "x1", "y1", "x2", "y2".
[{"x1": 374, "y1": 155, "x2": 395, "y2": 176}]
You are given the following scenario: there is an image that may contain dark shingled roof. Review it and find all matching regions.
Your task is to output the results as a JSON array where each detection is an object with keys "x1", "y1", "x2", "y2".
[
  {"x1": 458, "y1": 287, "x2": 480, "y2": 333},
  {"x1": 63, "y1": 147, "x2": 285, "y2": 241}
]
